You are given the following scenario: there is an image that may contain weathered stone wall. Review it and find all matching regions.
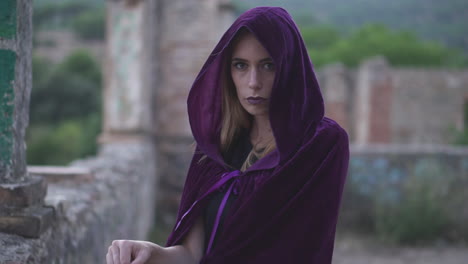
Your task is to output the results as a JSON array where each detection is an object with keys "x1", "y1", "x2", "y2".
[
  {"x1": 0, "y1": 141, "x2": 157, "y2": 263},
  {"x1": 391, "y1": 68, "x2": 468, "y2": 144},
  {"x1": 318, "y1": 58, "x2": 468, "y2": 144},
  {"x1": 339, "y1": 144, "x2": 468, "y2": 241}
]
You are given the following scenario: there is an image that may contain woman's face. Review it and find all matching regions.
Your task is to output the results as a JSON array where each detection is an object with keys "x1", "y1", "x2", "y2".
[{"x1": 231, "y1": 32, "x2": 275, "y2": 117}]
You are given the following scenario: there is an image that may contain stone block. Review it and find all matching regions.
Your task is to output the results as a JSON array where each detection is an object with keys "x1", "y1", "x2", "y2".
[
  {"x1": 0, "y1": 205, "x2": 54, "y2": 238},
  {"x1": 0, "y1": 175, "x2": 47, "y2": 208}
]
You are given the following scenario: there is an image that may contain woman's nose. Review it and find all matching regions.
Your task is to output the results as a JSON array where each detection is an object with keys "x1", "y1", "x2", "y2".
[{"x1": 248, "y1": 69, "x2": 261, "y2": 90}]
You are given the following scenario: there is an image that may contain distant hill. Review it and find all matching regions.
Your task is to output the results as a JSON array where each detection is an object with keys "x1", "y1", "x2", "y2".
[{"x1": 233, "y1": 0, "x2": 468, "y2": 53}]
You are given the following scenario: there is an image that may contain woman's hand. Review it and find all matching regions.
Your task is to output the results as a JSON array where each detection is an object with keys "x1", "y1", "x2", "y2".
[
  {"x1": 106, "y1": 216, "x2": 205, "y2": 264},
  {"x1": 106, "y1": 240, "x2": 158, "y2": 264},
  {"x1": 106, "y1": 240, "x2": 197, "y2": 264}
]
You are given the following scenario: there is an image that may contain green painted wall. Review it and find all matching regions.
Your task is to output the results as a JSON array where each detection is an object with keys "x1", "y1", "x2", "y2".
[
  {"x1": 0, "y1": 0, "x2": 17, "y2": 39},
  {"x1": 0, "y1": 49, "x2": 16, "y2": 163}
]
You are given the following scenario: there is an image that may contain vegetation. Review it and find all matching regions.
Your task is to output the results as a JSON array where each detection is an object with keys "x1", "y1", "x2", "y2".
[
  {"x1": 346, "y1": 158, "x2": 466, "y2": 245},
  {"x1": 374, "y1": 173, "x2": 450, "y2": 244},
  {"x1": 300, "y1": 24, "x2": 467, "y2": 68},
  {"x1": 28, "y1": 50, "x2": 102, "y2": 165},
  {"x1": 34, "y1": 0, "x2": 105, "y2": 40}
]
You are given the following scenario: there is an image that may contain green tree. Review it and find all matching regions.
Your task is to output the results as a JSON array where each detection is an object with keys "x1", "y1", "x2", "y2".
[
  {"x1": 28, "y1": 49, "x2": 102, "y2": 165},
  {"x1": 30, "y1": 49, "x2": 101, "y2": 124},
  {"x1": 302, "y1": 24, "x2": 467, "y2": 68},
  {"x1": 27, "y1": 114, "x2": 101, "y2": 165}
]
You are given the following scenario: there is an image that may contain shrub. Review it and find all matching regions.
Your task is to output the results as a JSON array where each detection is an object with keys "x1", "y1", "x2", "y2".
[
  {"x1": 27, "y1": 114, "x2": 101, "y2": 165},
  {"x1": 31, "y1": 50, "x2": 102, "y2": 124},
  {"x1": 28, "y1": 49, "x2": 102, "y2": 165},
  {"x1": 374, "y1": 160, "x2": 451, "y2": 244}
]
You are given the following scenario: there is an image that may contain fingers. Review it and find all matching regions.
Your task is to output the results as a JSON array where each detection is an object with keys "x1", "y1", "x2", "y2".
[
  {"x1": 119, "y1": 241, "x2": 132, "y2": 264},
  {"x1": 106, "y1": 240, "x2": 133, "y2": 264},
  {"x1": 106, "y1": 240, "x2": 157, "y2": 264},
  {"x1": 106, "y1": 247, "x2": 114, "y2": 264},
  {"x1": 130, "y1": 249, "x2": 151, "y2": 264},
  {"x1": 111, "y1": 241, "x2": 120, "y2": 264}
]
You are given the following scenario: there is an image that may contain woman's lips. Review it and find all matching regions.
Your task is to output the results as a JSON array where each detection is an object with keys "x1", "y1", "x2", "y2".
[{"x1": 247, "y1": 97, "x2": 266, "y2": 105}]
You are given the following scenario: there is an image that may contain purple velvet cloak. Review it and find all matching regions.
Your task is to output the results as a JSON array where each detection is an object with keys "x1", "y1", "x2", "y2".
[{"x1": 166, "y1": 7, "x2": 349, "y2": 264}]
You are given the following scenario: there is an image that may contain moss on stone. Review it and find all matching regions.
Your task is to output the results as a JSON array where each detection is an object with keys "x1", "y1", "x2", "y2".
[
  {"x1": 0, "y1": 0, "x2": 16, "y2": 39},
  {"x1": 0, "y1": 49, "x2": 16, "y2": 163}
]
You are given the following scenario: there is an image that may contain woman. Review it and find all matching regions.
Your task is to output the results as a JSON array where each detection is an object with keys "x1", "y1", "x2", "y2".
[{"x1": 106, "y1": 6, "x2": 349, "y2": 264}]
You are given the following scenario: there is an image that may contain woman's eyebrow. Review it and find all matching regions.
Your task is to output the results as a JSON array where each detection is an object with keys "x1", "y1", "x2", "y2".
[
  {"x1": 259, "y1": 58, "x2": 273, "y2": 63},
  {"x1": 231, "y1": 57, "x2": 247, "y2": 62},
  {"x1": 231, "y1": 57, "x2": 273, "y2": 62}
]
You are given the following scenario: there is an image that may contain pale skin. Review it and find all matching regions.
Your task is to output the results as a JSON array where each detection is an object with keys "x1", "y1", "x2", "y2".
[
  {"x1": 231, "y1": 32, "x2": 275, "y2": 147},
  {"x1": 105, "y1": 31, "x2": 275, "y2": 264}
]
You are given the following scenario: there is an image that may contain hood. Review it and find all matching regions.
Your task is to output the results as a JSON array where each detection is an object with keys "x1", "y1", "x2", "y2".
[{"x1": 187, "y1": 6, "x2": 324, "y2": 168}]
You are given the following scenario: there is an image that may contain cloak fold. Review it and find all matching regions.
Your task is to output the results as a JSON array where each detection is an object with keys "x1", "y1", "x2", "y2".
[{"x1": 166, "y1": 7, "x2": 349, "y2": 264}]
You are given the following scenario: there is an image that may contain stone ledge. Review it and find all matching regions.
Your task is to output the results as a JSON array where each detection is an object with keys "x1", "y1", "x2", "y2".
[
  {"x1": 0, "y1": 206, "x2": 55, "y2": 238},
  {"x1": 28, "y1": 166, "x2": 94, "y2": 184},
  {"x1": 351, "y1": 144, "x2": 468, "y2": 155},
  {"x1": 0, "y1": 176, "x2": 47, "y2": 208}
]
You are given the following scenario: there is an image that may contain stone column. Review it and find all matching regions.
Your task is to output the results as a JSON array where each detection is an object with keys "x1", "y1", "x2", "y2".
[
  {"x1": 100, "y1": 0, "x2": 158, "y2": 142},
  {"x1": 354, "y1": 56, "x2": 393, "y2": 144},
  {"x1": 101, "y1": 0, "x2": 159, "y2": 240},
  {"x1": 322, "y1": 63, "x2": 351, "y2": 135},
  {"x1": 0, "y1": 0, "x2": 53, "y2": 238}
]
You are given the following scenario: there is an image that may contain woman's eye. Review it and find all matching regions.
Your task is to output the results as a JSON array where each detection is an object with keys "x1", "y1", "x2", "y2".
[
  {"x1": 263, "y1": 63, "x2": 275, "y2": 71},
  {"x1": 233, "y1": 62, "x2": 247, "y2": 70}
]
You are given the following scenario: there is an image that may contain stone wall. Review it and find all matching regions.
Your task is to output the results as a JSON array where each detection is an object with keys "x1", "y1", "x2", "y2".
[
  {"x1": 391, "y1": 68, "x2": 468, "y2": 144},
  {"x1": 339, "y1": 144, "x2": 468, "y2": 241},
  {"x1": 0, "y1": 141, "x2": 157, "y2": 263},
  {"x1": 318, "y1": 58, "x2": 468, "y2": 144}
]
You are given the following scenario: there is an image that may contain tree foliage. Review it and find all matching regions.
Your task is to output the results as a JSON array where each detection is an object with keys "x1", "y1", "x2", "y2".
[
  {"x1": 31, "y1": 50, "x2": 101, "y2": 124},
  {"x1": 28, "y1": 50, "x2": 102, "y2": 165},
  {"x1": 301, "y1": 24, "x2": 467, "y2": 68},
  {"x1": 34, "y1": 1, "x2": 105, "y2": 40}
]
